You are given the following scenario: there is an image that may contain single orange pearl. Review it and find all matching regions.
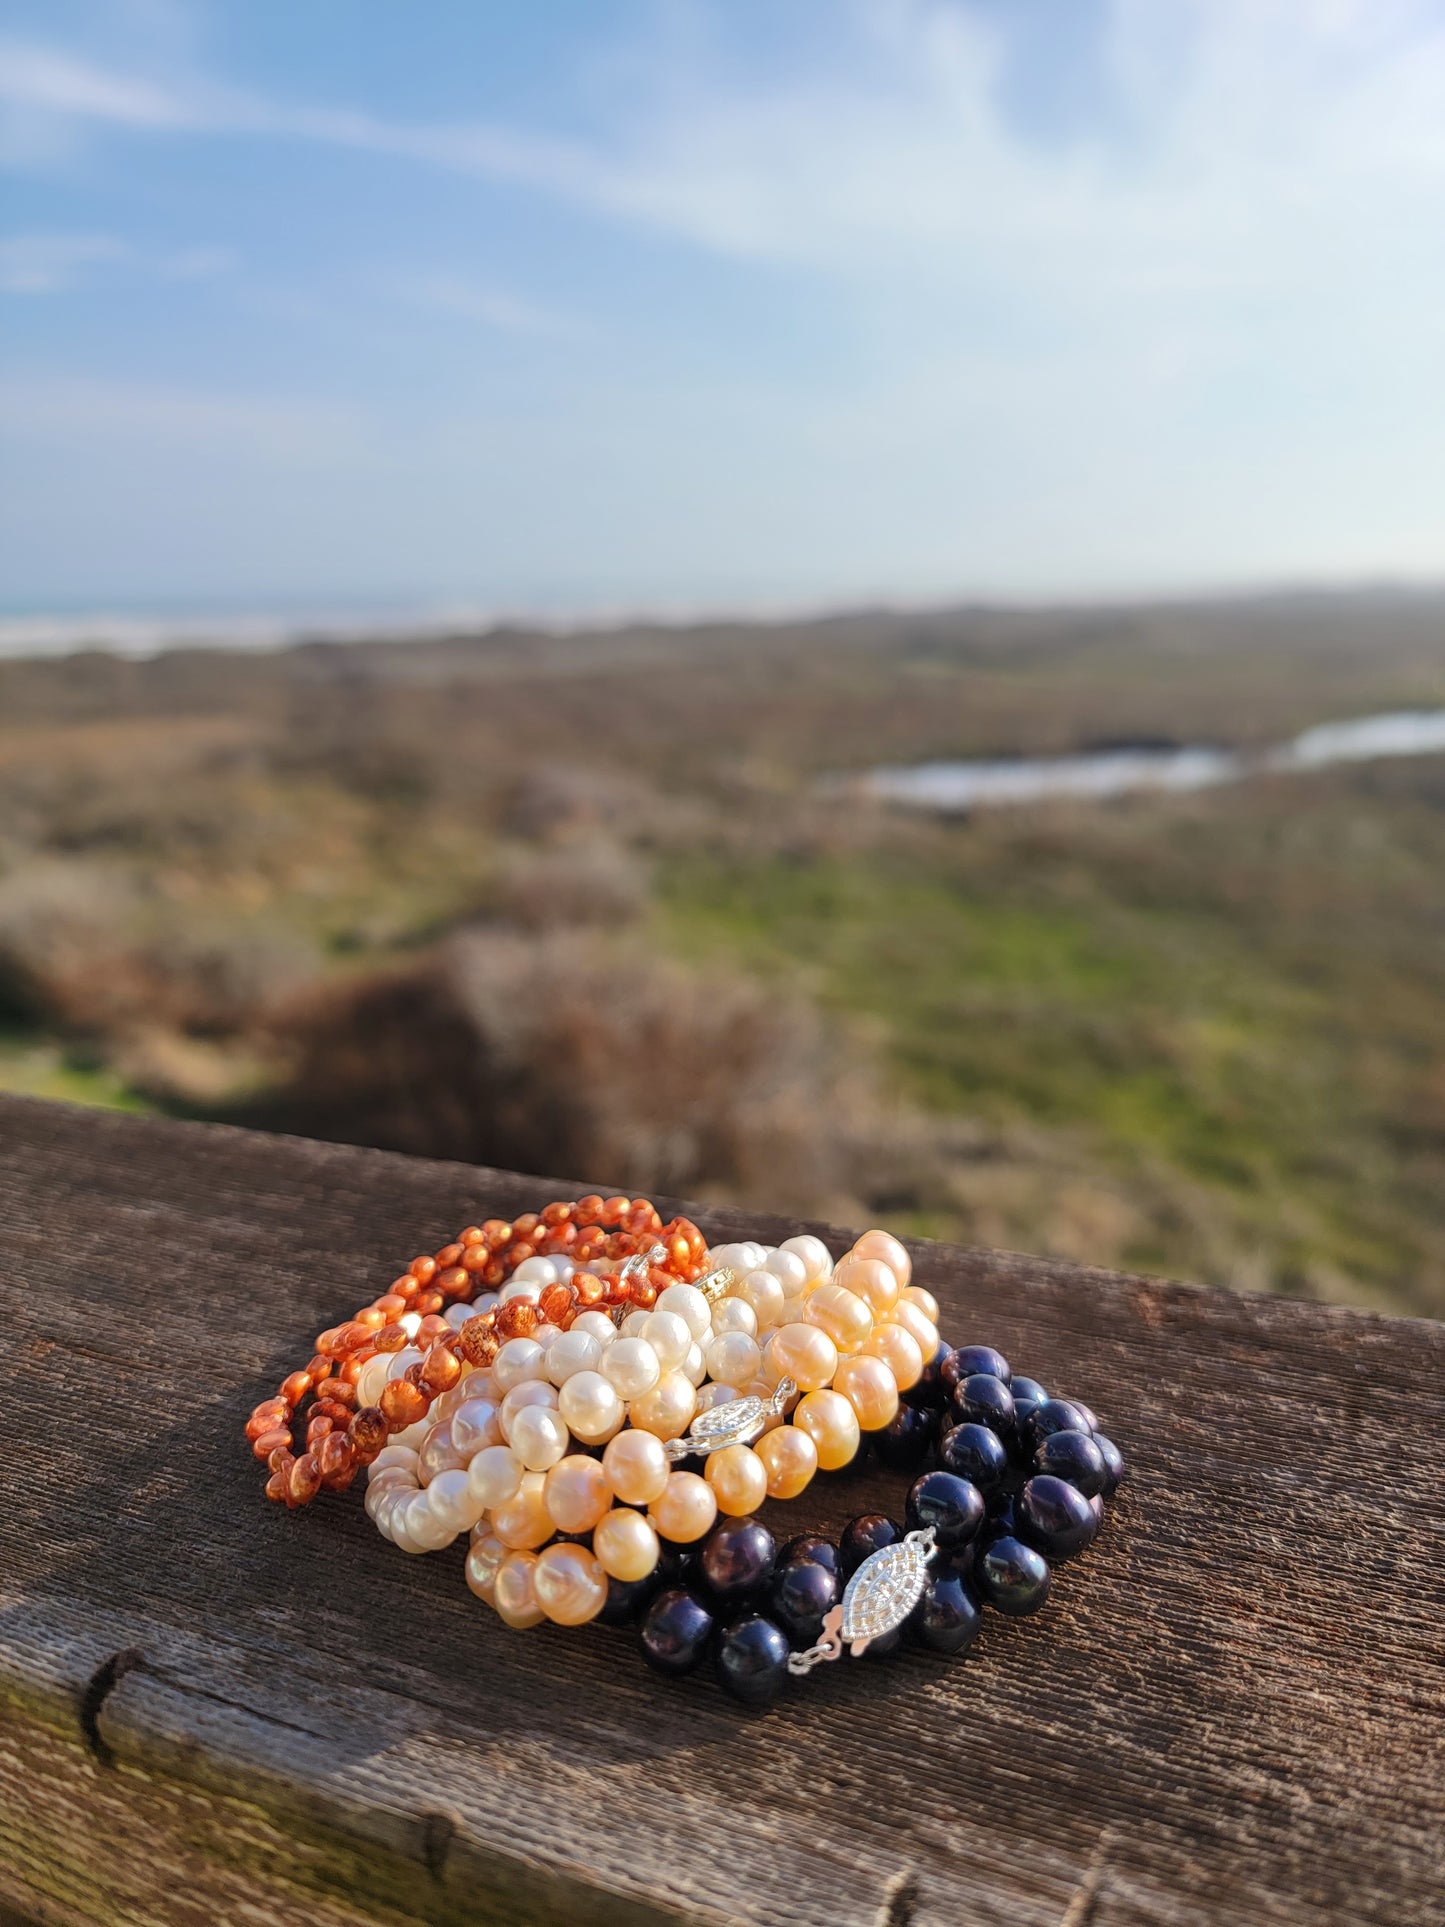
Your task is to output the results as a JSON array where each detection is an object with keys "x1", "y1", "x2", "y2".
[
  {"x1": 793, "y1": 1388, "x2": 861, "y2": 1470},
  {"x1": 543, "y1": 1454, "x2": 613, "y2": 1534},
  {"x1": 705, "y1": 1443, "x2": 768, "y2": 1516},
  {"x1": 648, "y1": 1470, "x2": 717, "y2": 1543},
  {"x1": 532, "y1": 1541, "x2": 608, "y2": 1626},
  {"x1": 901, "y1": 1284, "x2": 940, "y2": 1324},
  {"x1": 601, "y1": 1428, "x2": 671, "y2": 1505},
  {"x1": 768, "y1": 1322, "x2": 839, "y2": 1393},
  {"x1": 833, "y1": 1353, "x2": 900, "y2": 1431},
  {"x1": 862, "y1": 1320, "x2": 924, "y2": 1392},
  {"x1": 753, "y1": 1423, "x2": 818, "y2": 1499},
  {"x1": 593, "y1": 1507, "x2": 661, "y2": 1583},
  {"x1": 851, "y1": 1228, "x2": 912, "y2": 1288},
  {"x1": 833, "y1": 1256, "x2": 901, "y2": 1318},
  {"x1": 490, "y1": 1470, "x2": 554, "y2": 1549},
  {"x1": 802, "y1": 1281, "x2": 873, "y2": 1354},
  {"x1": 493, "y1": 1549, "x2": 545, "y2": 1627},
  {"x1": 886, "y1": 1300, "x2": 939, "y2": 1360}
]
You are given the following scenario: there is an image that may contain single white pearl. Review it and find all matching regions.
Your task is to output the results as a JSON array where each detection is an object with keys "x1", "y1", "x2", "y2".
[
  {"x1": 781, "y1": 1233, "x2": 833, "y2": 1282},
  {"x1": 707, "y1": 1242, "x2": 751, "y2": 1272},
  {"x1": 706, "y1": 1331, "x2": 762, "y2": 1386},
  {"x1": 470, "y1": 1291, "x2": 500, "y2": 1317},
  {"x1": 367, "y1": 1485, "x2": 405, "y2": 1539},
  {"x1": 426, "y1": 1467, "x2": 485, "y2": 1534},
  {"x1": 418, "y1": 1420, "x2": 467, "y2": 1486},
  {"x1": 571, "y1": 1310, "x2": 619, "y2": 1347},
  {"x1": 764, "y1": 1248, "x2": 809, "y2": 1293},
  {"x1": 444, "y1": 1302, "x2": 473, "y2": 1331},
  {"x1": 741, "y1": 1242, "x2": 768, "y2": 1270},
  {"x1": 492, "y1": 1337, "x2": 548, "y2": 1394},
  {"x1": 467, "y1": 1444, "x2": 524, "y2": 1508},
  {"x1": 735, "y1": 1269, "x2": 786, "y2": 1330},
  {"x1": 355, "y1": 1354, "x2": 391, "y2": 1409},
  {"x1": 531, "y1": 1322, "x2": 562, "y2": 1351},
  {"x1": 498, "y1": 1379, "x2": 558, "y2": 1441},
  {"x1": 510, "y1": 1255, "x2": 561, "y2": 1286},
  {"x1": 387, "y1": 1495, "x2": 425, "y2": 1554},
  {"x1": 398, "y1": 1311, "x2": 423, "y2": 1340},
  {"x1": 711, "y1": 1298, "x2": 758, "y2": 1338},
  {"x1": 601, "y1": 1337, "x2": 661, "y2": 1399},
  {"x1": 557, "y1": 1369, "x2": 625, "y2": 1443},
  {"x1": 369, "y1": 1444, "x2": 421, "y2": 1477},
  {"x1": 656, "y1": 1282, "x2": 712, "y2": 1341},
  {"x1": 619, "y1": 1308, "x2": 651, "y2": 1338},
  {"x1": 683, "y1": 1341, "x2": 708, "y2": 1387},
  {"x1": 638, "y1": 1309, "x2": 692, "y2": 1371},
  {"x1": 694, "y1": 1380, "x2": 740, "y2": 1413},
  {"x1": 508, "y1": 1404, "x2": 569, "y2": 1473},
  {"x1": 385, "y1": 1345, "x2": 423, "y2": 1383},
  {"x1": 449, "y1": 1397, "x2": 502, "y2": 1459},
  {"x1": 545, "y1": 1329, "x2": 601, "y2": 1386},
  {"x1": 498, "y1": 1278, "x2": 543, "y2": 1306},
  {"x1": 406, "y1": 1491, "x2": 456, "y2": 1552}
]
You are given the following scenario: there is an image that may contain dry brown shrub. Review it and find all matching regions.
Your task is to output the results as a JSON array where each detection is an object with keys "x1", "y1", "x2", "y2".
[
  {"x1": 0, "y1": 860, "x2": 320, "y2": 1038},
  {"x1": 255, "y1": 930, "x2": 919, "y2": 1214}
]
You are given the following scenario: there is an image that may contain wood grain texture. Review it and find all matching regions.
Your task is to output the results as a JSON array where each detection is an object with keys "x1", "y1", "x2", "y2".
[{"x1": 0, "y1": 1095, "x2": 1441, "y2": 1927}]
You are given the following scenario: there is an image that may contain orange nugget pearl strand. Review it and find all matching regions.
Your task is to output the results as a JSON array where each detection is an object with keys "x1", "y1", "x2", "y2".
[{"x1": 246, "y1": 1196, "x2": 710, "y2": 1508}]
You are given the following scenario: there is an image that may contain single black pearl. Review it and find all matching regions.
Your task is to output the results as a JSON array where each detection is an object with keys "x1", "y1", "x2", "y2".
[
  {"x1": 909, "y1": 1564, "x2": 984, "y2": 1654},
  {"x1": 598, "y1": 1570, "x2": 662, "y2": 1626},
  {"x1": 700, "y1": 1516, "x2": 777, "y2": 1602},
  {"x1": 715, "y1": 1615, "x2": 792, "y2": 1705},
  {"x1": 976, "y1": 1534, "x2": 1051, "y2": 1615},
  {"x1": 639, "y1": 1588, "x2": 716, "y2": 1675},
  {"x1": 1070, "y1": 1399, "x2": 1101, "y2": 1434},
  {"x1": 1018, "y1": 1474, "x2": 1098, "y2": 1560},
  {"x1": 874, "y1": 1401, "x2": 935, "y2": 1471},
  {"x1": 1022, "y1": 1396, "x2": 1092, "y2": 1454},
  {"x1": 1094, "y1": 1433, "x2": 1126, "y2": 1496},
  {"x1": 1009, "y1": 1375, "x2": 1048, "y2": 1428},
  {"x1": 903, "y1": 1340, "x2": 950, "y2": 1409},
  {"x1": 951, "y1": 1373, "x2": 1016, "y2": 1438},
  {"x1": 838, "y1": 1513, "x2": 904, "y2": 1577},
  {"x1": 939, "y1": 1421, "x2": 1010, "y2": 1495},
  {"x1": 768, "y1": 1556, "x2": 840, "y2": 1645},
  {"x1": 777, "y1": 1534, "x2": 841, "y2": 1576},
  {"x1": 1033, "y1": 1428, "x2": 1108, "y2": 1498},
  {"x1": 906, "y1": 1469, "x2": 985, "y2": 1548},
  {"x1": 941, "y1": 1344, "x2": 1012, "y2": 1394}
]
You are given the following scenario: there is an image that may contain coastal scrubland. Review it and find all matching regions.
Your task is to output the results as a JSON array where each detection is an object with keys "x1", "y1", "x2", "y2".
[{"x1": 2, "y1": 589, "x2": 1442, "y2": 1315}]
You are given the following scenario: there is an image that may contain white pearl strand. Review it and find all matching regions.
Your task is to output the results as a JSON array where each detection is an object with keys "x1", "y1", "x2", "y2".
[{"x1": 363, "y1": 1236, "x2": 832, "y2": 1559}]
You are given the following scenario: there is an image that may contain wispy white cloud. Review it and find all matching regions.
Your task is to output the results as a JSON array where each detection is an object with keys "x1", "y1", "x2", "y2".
[
  {"x1": 0, "y1": 230, "x2": 127, "y2": 292},
  {"x1": 404, "y1": 274, "x2": 585, "y2": 341},
  {"x1": 0, "y1": 227, "x2": 235, "y2": 293}
]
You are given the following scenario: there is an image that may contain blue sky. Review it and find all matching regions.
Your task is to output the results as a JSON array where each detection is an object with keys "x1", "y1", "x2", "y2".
[{"x1": 1, "y1": 0, "x2": 1443, "y2": 618}]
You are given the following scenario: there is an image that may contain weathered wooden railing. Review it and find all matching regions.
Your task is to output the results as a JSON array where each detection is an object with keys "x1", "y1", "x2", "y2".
[{"x1": 1, "y1": 1096, "x2": 1440, "y2": 1926}]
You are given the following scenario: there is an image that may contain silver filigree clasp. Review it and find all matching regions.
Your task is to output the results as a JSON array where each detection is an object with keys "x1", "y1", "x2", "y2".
[
  {"x1": 663, "y1": 1375, "x2": 799, "y2": 1462},
  {"x1": 787, "y1": 1526, "x2": 939, "y2": 1676}
]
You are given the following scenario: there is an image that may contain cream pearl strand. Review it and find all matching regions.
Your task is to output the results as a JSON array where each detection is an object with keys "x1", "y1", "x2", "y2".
[{"x1": 366, "y1": 1228, "x2": 932, "y2": 1624}]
